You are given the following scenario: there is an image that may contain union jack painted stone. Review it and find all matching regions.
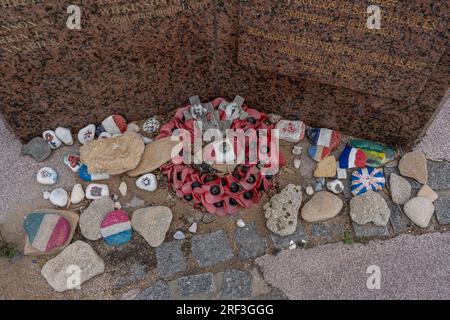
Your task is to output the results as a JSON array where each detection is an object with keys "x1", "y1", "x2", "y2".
[{"x1": 351, "y1": 167, "x2": 386, "y2": 196}]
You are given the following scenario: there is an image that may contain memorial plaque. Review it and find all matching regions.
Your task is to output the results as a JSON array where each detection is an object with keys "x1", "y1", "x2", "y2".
[
  {"x1": 0, "y1": 0, "x2": 216, "y2": 142},
  {"x1": 238, "y1": 0, "x2": 449, "y2": 102}
]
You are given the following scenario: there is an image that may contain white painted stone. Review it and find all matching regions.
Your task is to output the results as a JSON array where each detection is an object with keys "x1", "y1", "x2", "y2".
[
  {"x1": 305, "y1": 186, "x2": 315, "y2": 196},
  {"x1": 293, "y1": 159, "x2": 301, "y2": 170},
  {"x1": 326, "y1": 179, "x2": 344, "y2": 194},
  {"x1": 173, "y1": 231, "x2": 185, "y2": 240},
  {"x1": 42, "y1": 130, "x2": 62, "y2": 149},
  {"x1": 98, "y1": 132, "x2": 112, "y2": 139},
  {"x1": 143, "y1": 117, "x2": 160, "y2": 133},
  {"x1": 70, "y1": 184, "x2": 85, "y2": 204},
  {"x1": 46, "y1": 188, "x2": 69, "y2": 208},
  {"x1": 292, "y1": 144, "x2": 303, "y2": 156},
  {"x1": 136, "y1": 173, "x2": 158, "y2": 192},
  {"x1": 119, "y1": 181, "x2": 128, "y2": 197},
  {"x1": 188, "y1": 222, "x2": 198, "y2": 234},
  {"x1": 55, "y1": 127, "x2": 73, "y2": 145},
  {"x1": 336, "y1": 162, "x2": 347, "y2": 180},
  {"x1": 86, "y1": 184, "x2": 110, "y2": 200},
  {"x1": 37, "y1": 167, "x2": 58, "y2": 185},
  {"x1": 78, "y1": 124, "x2": 96, "y2": 144},
  {"x1": 275, "y1": 120, "x2": 306, "y2": 143},
  {"x1": 236, "y1": 219, "x2": 246, "y2": 228}
]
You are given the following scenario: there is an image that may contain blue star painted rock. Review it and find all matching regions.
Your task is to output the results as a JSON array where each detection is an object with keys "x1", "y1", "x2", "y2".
[
  {"x1": 351, "y1": 168, "x2": 386, "y2": 196},
  {"x1": 23, "y1": 213, "x2": 70, "y2": 252},
  {"x1": 100, "y1": 210, "x2": 132, "y2": 246}
]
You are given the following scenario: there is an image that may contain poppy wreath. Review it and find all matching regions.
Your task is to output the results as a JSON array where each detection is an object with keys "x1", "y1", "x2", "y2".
[{"x1": 156, "y1": 97, "x2": 285, "y2": 216}]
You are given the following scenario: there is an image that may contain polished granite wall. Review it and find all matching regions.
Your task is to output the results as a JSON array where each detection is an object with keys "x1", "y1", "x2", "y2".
[{"x1": 0, "y1": 0, "x2": 449, "y2": 148}]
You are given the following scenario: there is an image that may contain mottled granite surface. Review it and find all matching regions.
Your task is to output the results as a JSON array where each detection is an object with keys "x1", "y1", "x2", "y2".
[{"x1": 0, "y1": 0, "x2": 449, "y2": 148}]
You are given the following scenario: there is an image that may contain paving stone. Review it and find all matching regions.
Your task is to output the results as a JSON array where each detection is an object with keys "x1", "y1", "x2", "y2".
[
  {"x1": 343, "y1": 175, "x2": 353, "y2": 199},
  {"x1": 271, "y1": 220, "x2": 308, "y2": 250},
  {"x1": 234, "y1": 222, "x2": 267, "y2": 260},
  {"x1": 135, "y1": 280, "x2": 171, "y2": 300},
  {"x1": 114, "y1": 263, "x2": 147, "y2": 289},
  {"x1": 221, "y1": 269, "x2": 252, "y2": 299},
  {"x1": 352, "y1": 222, "x2": 390, "y2": 238},
  {"x1": 156, "y1": 241, "x2": 186, "y2": 279},
  {"x1": 311, "y1": 223, "x2": 333, "y2": 239},
  {"x1": 435, "y1": 191, "x2": 450, "y2": 225},
  {"x1": 177, "y1": 273, "x2": 215, "y2": 298},
  {"x1": 191, "y1": 230, "x2": 234, "y2": 267},
  {"x1": 428, "y1": 161, "x2": 450, "y2": 191},
  {"x1": 383, "y1": 193, "x2": 412, "y2": 234}
]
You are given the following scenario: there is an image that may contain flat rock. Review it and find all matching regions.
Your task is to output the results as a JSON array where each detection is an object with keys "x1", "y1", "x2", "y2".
[
  {"x1": 22, "y1": 137, "x2": 51, "y2": 162},
  {"x1": 127, "y1": 136, "x2": 181, "y2": 177},
  {"x1": 156, "y1": 241, "x2": 186, "y2": 279},
  {"x1": 301, "y1": 191, "x2": 343, "y2": 223},
  {"x1": 80, "y1": 132, "x2": 145, "y2": 175},
  {"x1": 403, "y1": 197, "x2": 435, "y2": 228},
  {"x1": 41, "y1": 241, "x2": 105, "y2": 292},
  {"x1": 80, "y1": 196, "x2": 115, "y2": 240},
  {"x1": 264, "y1": 184, "x2": 302, "y2": 236},
  {"x1": 390, "y1": 173, "x2": 412, "y2": 205},
  {"x1": 177, "y1": 273, "x2": 215, "y2": 298},
  {"x1": 350, "y1": 190, "x2": 391, "y2": 226},
  {"x1": 191, "y1": 230, "x2": 234, "y2": 267},
  {"x1": 235, "y1": 222, "x2": 267, "y2": 260},
  {"x1": 131, "y1": 206, "x2": 173, "y2": 248},
  {"x1": 352, "y1": 222, "x2": 390, "y2": 238},
  {"x1": 435, "y1": 192, "x2": 450, "y2": 225},
  {"x1": 221, "y1": 269, "x2": 252, "y2": 299},
  {"x1": 417, "y1": 185, "x2": 438, "y2": 203},
  {"x1": 428, "y1": 160, "x2": 450, "y2": 191},
  {"x1": 135, "y1": 281, "x2": 171, "y2": 300},
  {"x1": 399, "y1": 151, "x2": 428, "y2": 184},
  {"x1": 314, "y1": 156, "x2": 336, "y2": 178}
]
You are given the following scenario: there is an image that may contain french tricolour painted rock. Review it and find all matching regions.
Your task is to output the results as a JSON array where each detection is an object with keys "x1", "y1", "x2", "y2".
[
  {"x1": 339, "y1": 146, "x2": 367, "y2": 169},
  {"x1": 100, "y1": 210, "x2": 132, "y2": 246},
  {"x1": 23, "y1": 213, "x2": 70, "y2": 252},
  {"x1": 79, "y1": 164, "x2": 110, "y2": 182},
  {"x1": 101, "y1": 115, "x2": 127, "y2": 135},
  {"x1": 78, "y1": 124, "x2": 96, "y2": 144},
  {"x1": 351, "y1": 167, "x2": 386, "y2": 196},
  {"x1": 63, "y1": 154, "x2": 81, "y2": 173},
  {"x1": 308, "y1": 145, "x2": 331, "y2": 162},
  {"x1": 307, "y1": 128, "x2": 341, "y2": 150},
  {"x1": 43, "y1": 130, "x2": 62, "y2": 150}
]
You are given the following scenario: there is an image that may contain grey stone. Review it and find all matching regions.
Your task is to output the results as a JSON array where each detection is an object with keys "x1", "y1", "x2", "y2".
[
  {"x1": 202, "y1": 214, "x2": 216, "y2": 224},
  {"x1": 114, "y1": 264, "x2": 147, "y2": 289},
  {"x1": 131, "y1": 206, "x2": 173, "y2": 248},
  {"x1": 124, "y1": 196, "x2": 145, "y2": 208},
  {"x1": 234, "y1": 222, "x2": 267, "y2": 260},
  {"x1": 353, "y1": 222, "x2": 390, "y2": 238},
  {"x1": 156, "y1": 241, "x2": 186, "y2": 279},
  {"x1": 428, "y1": 161, "x2": 450, "y2": 191},
  {"x1": 271, "y1": 220, "x2": 308, "y2": 250},
  {"x1": 177, "y1": 273, "x2": 215, "y2": 297},
  {"x1": 191, "y1": 230, "x2": 234, "y2": 267},
  {"x1": 221, "y1": 269, "x2": 252, "y2": 299},
  {"x1": 79, "y1": 196, "x2": 115, "y2": 240},
  {"x1": 389, "y1": 173, "x2": 412, "y2": 205},
  {"x1": 311, "y1": 223, "x2": 332, "y2": 239},
  {"x1": 136, "y1": 280, "x2": 171, "y2": 300},
  {"x1": 435, "y1": 191, "x2": 450, "y2": 225},
  {"x1": 384, "y1": 195, "x2": 412, "y2": 234},
  {"x1": 350, "y1": 191, "x2": 391, "y2": 226},
  {"x1": 343, "y1": 176, "x2": 352, "y2": 199},
  {"x1": 21, "y1": 137, "x2": 51, "y2": 162}
]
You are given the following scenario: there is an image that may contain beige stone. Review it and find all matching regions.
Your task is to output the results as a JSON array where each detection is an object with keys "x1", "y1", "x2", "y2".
[
  {"x1": 404, "y1": 197, "x2": 435, "y2": 228},
  {"x1": 80, "y1": 132, "x2": 145, "y2": 175},
  {"x1": 417, "y1": 185, "x2": 438, "y2": 203},
  {"x1": 301, "y1": 191, "x2": 343, "y2": 222},
  {"x1": 314, "y1": 156, "x2": 336, "y2": 178},
  {"x1": 131, "y1": 206, "x2": 173, "y2": 247},
  {"x1": 127, "y1": 136, "x2": 182, "y2": 177},
  {"x1": 398, "y1": 151, "x2": 428, "y2": 184}
]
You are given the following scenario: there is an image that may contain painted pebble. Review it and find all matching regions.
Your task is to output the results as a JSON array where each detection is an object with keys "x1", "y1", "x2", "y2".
[
  {"x1": 327, "y1": 179, "x2": 344, "y2": 194},
  {"x1": 78, "y1": 124, "x2": 96, "y2": 144},
  {"x1": 143, "y1": 117, "x2": 160, "y2": 133},
  {"x1": 136, "y1": 173, "x2": 158, "y2": 192},
  {"x1": 339, "y1": 146, "x2": 367, "y2": 169},
  {"x1": 307, "y1": 128, "x2": 341, "y2": 150},
  {"x1": 70, "y1": 184, "x2": 85, "y2": 204},
  {"x1": 99, "y1": 132, "x2": 112, "y2": 139},
  {"x1": 79, "y1": 164, "x2": 110, "y2": 182},
  {"x1": 308, "y1": 145, "x2": 331, "y2": 162},
  {"x1": 275, "y1": 120, "x2": 306, "y2": 143},
  {"x1": 63, "y1": 154, "x2": 82, "y2": 173},
  {"x1": 86, "y1": 184, "x2": 110, "y2": 200},
  {"x1": 102, "y1": 115, "x2": 127, "y2": 136},
  {"x1": 351, "y1": 167, "x2": 385, "y2": 196},
  {"x1": 100, "y1": 210, "x2": 132, "y2": 246},
  {"x1": 44, "y1": 188, "x2": 69, "y2": 207},
  {"x1": 55, "y1": 127, "x2": 73, "y2": 145},
  {"x1": 37, "y1": 167, "x2": 58, "y2": 185},
  {"x1": 23, "y1": 212, "x2": 70, "y2": 252},
  {"x1": 292, "y1": 144, "x2": 303, "y2": 156},
  {"x1": 43, "y1": 130, "x2": 62, "y2": 149}
]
